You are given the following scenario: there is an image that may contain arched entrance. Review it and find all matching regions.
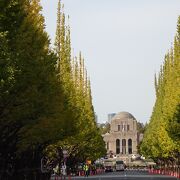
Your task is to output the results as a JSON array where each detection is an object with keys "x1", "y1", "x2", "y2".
[
  {"x1": 128, "y1": 139, "x2": 132, "y2": 154},
  {"x1": 116, "y1": 139, "x2": 120, "y2": 154},
  {"x1": 122, "y1": 139, "x2": 126, "y2": 154}
]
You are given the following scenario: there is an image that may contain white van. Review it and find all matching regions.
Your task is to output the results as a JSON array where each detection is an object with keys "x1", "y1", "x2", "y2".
[
  {"x1": 103, "y1": 159, "x2": 116, "y2": 172},
  {"x1": 115, "y1": 160, "x2": 125, "y2": 171}
]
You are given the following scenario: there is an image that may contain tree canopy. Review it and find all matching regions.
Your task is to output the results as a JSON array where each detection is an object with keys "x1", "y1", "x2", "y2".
[
  {"x1": 0, "y1": 0, "x2": 106, "y2": 179},
  {"x1": 140, "y1": 16, "x2": 180, "y2": 161}
]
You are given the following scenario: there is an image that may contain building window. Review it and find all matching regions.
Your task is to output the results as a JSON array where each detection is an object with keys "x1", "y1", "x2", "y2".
[
  {"x1": 118, "y1": 125, "x2": 120, "y2": 131},
  {"x1": 116, "y1": 139, "x2": 120, "y2": 154},
  {"x1": 127, "y1": 125, "x2": 130, "y2": 131},
  {"x1": 122, "y1": 124, "x2": 126, "y2": 131},
  {"x1": 122, "y1": 139, "x2": 126, "y2": 154},
  {"x1": 128, "y1": 139, "x2": 132, "y2": 154}
]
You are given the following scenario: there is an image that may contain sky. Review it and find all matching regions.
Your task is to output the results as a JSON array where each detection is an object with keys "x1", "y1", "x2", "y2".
[{"x1": 41, "y1": 0, "x2": 180, "y2": 124}]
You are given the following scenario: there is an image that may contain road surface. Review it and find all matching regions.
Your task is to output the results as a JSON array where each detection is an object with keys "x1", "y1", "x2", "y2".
[{"x1": 51, "y1": 169, "x2": 178, "y2": 180}]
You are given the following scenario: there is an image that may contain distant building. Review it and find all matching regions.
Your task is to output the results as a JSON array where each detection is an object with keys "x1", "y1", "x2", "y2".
[
  {"x1": 108, "y1": 113, "x2": 116, "y2": 123},
  {"x1": 95, "y1": 113, "x2": 98, "y2": 123},
  {"x1": 102, "y1": 111, "x2": 143, "y2": 164}
]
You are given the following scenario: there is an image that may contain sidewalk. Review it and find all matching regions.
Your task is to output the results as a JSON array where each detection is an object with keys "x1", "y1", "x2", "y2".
[{"x1": 50, "y1": 174, "x2": 72, "y2": 180}]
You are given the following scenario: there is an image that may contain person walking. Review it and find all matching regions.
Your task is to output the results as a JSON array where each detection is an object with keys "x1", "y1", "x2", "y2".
[
  {"x1": 61, "y1": 164, "x2": 66, "y2": 180},
  {"x1": 83, "y1": 163, "x2": 89, "y2": 177}
]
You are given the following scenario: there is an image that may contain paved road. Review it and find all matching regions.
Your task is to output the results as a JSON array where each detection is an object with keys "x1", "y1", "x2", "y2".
[{"x1": 51, "y1": 170, "x2": 178, "y2": 180}]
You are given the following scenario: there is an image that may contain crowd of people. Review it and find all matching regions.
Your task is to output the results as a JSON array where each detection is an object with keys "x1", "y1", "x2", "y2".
[{"x1": 52, "y1": 161, "x2": 99, "y2": 178}]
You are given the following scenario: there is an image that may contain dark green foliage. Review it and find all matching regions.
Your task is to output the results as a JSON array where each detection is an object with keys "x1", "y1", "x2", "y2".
[
  {"x1": 0, "y1": 0, "x2": 64, "y2": 179},
  {"x1": 45, "y1": 0, "x2": 106, "y2": 167},
  {"x1": 0, "y1": 0, "x2": 106, "y2": 178},
  {"x1": 99, "y1": 122, "x2": 110, "y2": 134},
  {"x1": 137, "y1": 122, "x2": 145, "y2": 134},
  {"x1": 169, "y1": 104, "x2": 180, "y2": 142}
]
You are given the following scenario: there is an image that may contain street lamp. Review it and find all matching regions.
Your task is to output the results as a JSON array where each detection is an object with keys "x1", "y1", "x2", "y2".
[{"x1": 62, "y1": 149, "x2": 68, "y2": 176}]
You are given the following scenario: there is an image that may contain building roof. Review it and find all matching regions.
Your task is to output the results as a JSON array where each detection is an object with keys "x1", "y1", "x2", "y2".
[{"x1": 112, "y1": 111, "x2": 135, "y2": 121}]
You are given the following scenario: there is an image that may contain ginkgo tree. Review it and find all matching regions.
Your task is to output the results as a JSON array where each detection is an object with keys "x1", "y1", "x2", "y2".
[{"x1": 140, "y1": 16, "x2": 180, "y2": 167}]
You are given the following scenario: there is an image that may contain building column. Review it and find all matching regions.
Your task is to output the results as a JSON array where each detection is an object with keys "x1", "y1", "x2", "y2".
[
  {"x1": 132, "y1": 140, "x2": 137, "y2": 154},
  {"x1": 111, "y1": 139, "x2": 116, "y2": 154},
  {"x1": 126, "y1": 139, "x2": 129, "y2": 154}
]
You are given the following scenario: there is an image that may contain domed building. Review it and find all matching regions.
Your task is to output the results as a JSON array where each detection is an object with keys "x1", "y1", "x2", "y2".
[{"x1": 103, "y1": 112, "x2": 142, "y2": 163}]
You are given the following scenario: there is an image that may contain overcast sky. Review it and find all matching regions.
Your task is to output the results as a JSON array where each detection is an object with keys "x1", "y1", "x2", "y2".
[{"x1": 41, "y1": 0, "x2": 180, "y2": 124}]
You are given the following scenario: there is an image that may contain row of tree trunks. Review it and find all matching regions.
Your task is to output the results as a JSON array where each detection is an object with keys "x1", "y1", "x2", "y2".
[
  {"x1": 0, "y1": 169, "x2": 51, "y2": 180},
  {"x1": 156, "y1": 157, "x2": 180, "y2": 175}
]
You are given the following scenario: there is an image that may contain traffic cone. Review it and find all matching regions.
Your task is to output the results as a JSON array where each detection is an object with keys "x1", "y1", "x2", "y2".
[
  {"x1": 82, "y1": 171, "x2": 84, "y2": 176},
  {"x1": 177, "y1": 172, "x2": 180, "y2": 178},
  {"x1": 174, "y1": 172, "x2": 177, "y2": 178}
]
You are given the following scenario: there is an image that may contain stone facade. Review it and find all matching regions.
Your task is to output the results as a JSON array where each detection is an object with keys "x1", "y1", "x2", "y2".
[{"x1": 103, "y1": 112, "x2": 141, "y2": 159}]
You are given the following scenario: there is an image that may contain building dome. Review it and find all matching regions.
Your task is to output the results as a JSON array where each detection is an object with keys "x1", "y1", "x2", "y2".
[{"x1": 112, "y1": 111, "x2": 135, "y2": 121}]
